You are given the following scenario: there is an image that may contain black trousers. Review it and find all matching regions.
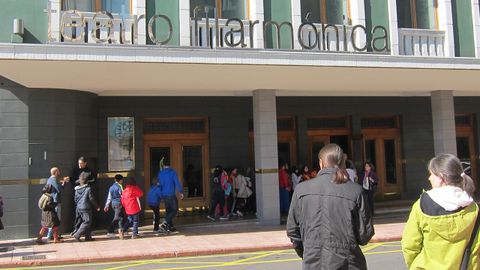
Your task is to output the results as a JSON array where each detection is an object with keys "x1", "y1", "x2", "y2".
[
  {"x1": 149, "y1": 205, "x2": 160, "y2": 231},
  {"x1": 209, "y1": 190, "x2": 225, "y2": 216}
]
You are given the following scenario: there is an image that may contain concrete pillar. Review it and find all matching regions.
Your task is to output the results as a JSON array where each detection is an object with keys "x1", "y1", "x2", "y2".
[
  {"x1": 249, "y1": 0, "x2": 265, "y2": 48},
  {"x1": 471, "y1": 0, "x2": 480, "y2": 57},
  {"x1": 387, "y1": 0, "x2": 399, "y2": 55},
  {"x1": 437, "y1": 0, "x2": 455, "y2": 57},
  {"x1": 252, "y1": 90, "x2": 279, "y2": 225},
  {"x1": 179, "y1": 0, "x2": 190, "y2": 46},
  {"x1": 431, "y1": 90, "x2": 457, "y2": 155}
]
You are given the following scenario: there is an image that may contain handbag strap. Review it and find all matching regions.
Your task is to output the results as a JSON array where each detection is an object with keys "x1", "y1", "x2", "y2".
[{"x1": 460, "y1": 205, "x2": 480, "y2": 270}]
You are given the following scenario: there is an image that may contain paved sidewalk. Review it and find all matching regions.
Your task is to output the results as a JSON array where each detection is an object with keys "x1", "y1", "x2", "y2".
[{"x1": 0, "y1": 219, "x2": 405, "y2": 268}]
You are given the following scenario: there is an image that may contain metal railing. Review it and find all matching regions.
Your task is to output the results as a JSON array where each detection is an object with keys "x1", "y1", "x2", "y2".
[{"x1": 398, "y1": 28, "x2": 445, "y2": 56}]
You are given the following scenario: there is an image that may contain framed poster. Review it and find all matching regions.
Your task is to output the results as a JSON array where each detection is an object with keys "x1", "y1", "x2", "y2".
[{"x1": 108, "y1": 117, "x2": 134, "y2": 171}]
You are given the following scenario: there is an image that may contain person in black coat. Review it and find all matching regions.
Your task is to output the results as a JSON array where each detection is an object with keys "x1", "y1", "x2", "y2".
[
  {"x1": 287, "y1": 144, "x2": 374, "y2": 270},
  {"x1": 72, "y1": 173, "x2": 100, "y2": 241},
  {"x1": 358, "y1": 162, "x2": 379, "y2": 215}
]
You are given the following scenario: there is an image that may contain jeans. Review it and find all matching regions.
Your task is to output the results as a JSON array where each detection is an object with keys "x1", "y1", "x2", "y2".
[
  {"x1": 73, "y1": 209, "x2": 92, "y2": 239},
  {"x1": 107, "y1": 204, "x2": 124, "y2": 233},
  {"x1": 279, "y1": 188, "x2": 290, "y2": 214},
  {"x1": 123, "y1": 213, "x2": 139, "y2": 235},
  {"x1": 149, "y1": 206, "x2": 160, "y2": 231},
  {"x1": 163, "y1": 195, "x2": 178, "y2": 227}
]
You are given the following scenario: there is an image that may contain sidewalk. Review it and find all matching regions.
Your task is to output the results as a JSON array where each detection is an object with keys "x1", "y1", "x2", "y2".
[{"x1": 0, "y1": 218, "x2": 405, "y2": 268}]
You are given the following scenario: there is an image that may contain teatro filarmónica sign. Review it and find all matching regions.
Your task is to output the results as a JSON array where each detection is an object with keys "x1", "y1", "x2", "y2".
[{"x1": 59, "y1": 10, "x2": 389, "y2": 53}]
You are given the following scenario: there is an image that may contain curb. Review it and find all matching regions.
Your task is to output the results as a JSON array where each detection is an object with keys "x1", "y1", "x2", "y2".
[{"x1": 0, "y1": 235, "x2": 403, "y2": 268}]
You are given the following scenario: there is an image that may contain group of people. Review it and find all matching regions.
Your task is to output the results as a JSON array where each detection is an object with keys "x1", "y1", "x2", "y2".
[
  {"x1": 286, "y1": 143, "x2": 479, "y2": 270},
  {"x1": 207, "y1": 166, "x2": 254, "y2": 221},
  {"x1": 36, "y1": 157, "x2": 184, "y2": 244},
  {"x1": 280, "y1": 158, "x2": 379, "y2": 216}
]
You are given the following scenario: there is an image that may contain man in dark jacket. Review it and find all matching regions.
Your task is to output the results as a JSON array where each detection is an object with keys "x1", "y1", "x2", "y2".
[
  {"x1": 287, "y1": 143, "x2": 374, "y2": 270},
  {"x1": 73, "y1": 172, "x2": 100, "y2": 241}
]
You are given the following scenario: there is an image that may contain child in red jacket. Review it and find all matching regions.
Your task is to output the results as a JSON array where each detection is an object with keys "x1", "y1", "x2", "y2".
[{"x1": 121, "y1": 177, "x2": 143, "y2": 239}]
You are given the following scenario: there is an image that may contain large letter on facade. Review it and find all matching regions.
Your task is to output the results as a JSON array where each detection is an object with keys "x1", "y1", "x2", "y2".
[
  {"x1": 263, "y1": 21, "x2": 294, "y2": 49},
  {"x1": 148, "y1": 14, "x2": 173, "y2": 45}
]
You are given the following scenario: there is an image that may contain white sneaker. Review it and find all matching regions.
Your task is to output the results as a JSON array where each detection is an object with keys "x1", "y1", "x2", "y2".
[
  {"x1": 106, "y1": 233, "x2": 116, "y2": 238},
  {"x1": 236, "y1": 210, "x2": 244, "y2": 217},
  {"x1": 207, "y1": 215, "x2": 216, "y2": 221},
  {"x1": 219, "y1": 215, "x2": 229, "y2": 221}
]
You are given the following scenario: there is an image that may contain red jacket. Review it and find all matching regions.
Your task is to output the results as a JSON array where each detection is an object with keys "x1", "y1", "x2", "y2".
[
  {"x1": 121, "y1": 185, "x2": 143, "y2": 215},
  {"x1": 279, "y1": 169, "x2": 291, "y2": 189}
]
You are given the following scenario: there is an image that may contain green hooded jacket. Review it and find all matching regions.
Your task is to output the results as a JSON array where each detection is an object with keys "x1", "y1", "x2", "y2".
[{"x1": 402, "y1": 196, "x2": 479, "y2": 270}]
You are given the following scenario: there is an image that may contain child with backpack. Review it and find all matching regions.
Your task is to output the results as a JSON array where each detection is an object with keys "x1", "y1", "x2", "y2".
[
  {"x1": 148, "y1": 178, "x2": 162, "y2": 233},
  {"x1": 37, "y1": 184, "x2": 61, "y2": 244},
  {"x1": 121, "y1": 177, "x2": 143, "y2": 239},
  {"x1": 104, "y1": 174, "x2": 124, "y2": 239}
]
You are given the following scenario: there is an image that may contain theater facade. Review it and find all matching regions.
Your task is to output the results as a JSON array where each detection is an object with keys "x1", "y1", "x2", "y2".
[{"x1": 1, "y1": 0, "x2": 480, "y2": 238}]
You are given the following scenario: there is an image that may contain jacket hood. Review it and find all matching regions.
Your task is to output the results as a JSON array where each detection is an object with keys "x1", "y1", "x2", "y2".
[
  {"x1": 160, "y1": 167, "x2": 175, "y2": 176},
  {"x1": 75, "y1": 184, "x2": 88, "y2": 191},
  {"x1": 426, "y1": 185, "x2": 473, "y2": 211},
  {"x1": 421, "y1": 191, "x2": 477, "y2": 242}
]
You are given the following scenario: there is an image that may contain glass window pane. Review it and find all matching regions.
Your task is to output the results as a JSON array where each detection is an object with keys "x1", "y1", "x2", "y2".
[
  {"x1": 457, "y1": 137, "x2": 471, "y2": 176},
  {"x1": 396, "y1": 0, "x2": 412, "y2": 28},
  {"x1": 415, "y1": 0, "x2": 435, "y2": 29},
  {"x1": 183, "y1": 146, "x2": 204, "y2": 198},
  {"x1": 384, "y1": 139, "x2": 397, "y2": 184},
  {"x1": 222, "y1": 0, "x2": 245, "y2": 19},
  {"x1": 365, "y1": 139, "x2": 376, "y2": 169},
  {"x1": 326, "y1": 0, "x2": 346, "y2": 25},
  {"x1": 150, "y1": 147, "x2": 171, "y2": 186},
  {"x1": 311, "y1": 141, "x2": 325, "y2": 172},
  {"x1": 103, "y1": 0, "x2": 130, "y2": 17},
  {"x1": 301, "y1": 0, "x2": 321, "y2": 23},
  {"x1": 191, "y1": 0, "x2": 216, "y2": 17},
  {"x1": 64, "y1": 0, "x2": 95, "y2": 11}
]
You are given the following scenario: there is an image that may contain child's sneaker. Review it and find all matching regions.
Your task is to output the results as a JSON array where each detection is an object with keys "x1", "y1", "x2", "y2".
[
  {"x1": 131, "y1": 234, "x2": 140, "y2": 239},
  {"x1": 106, "y1": 233, "x2": 116, "y2": 238},
  {"x1": 207, "y1": 215, "x2": 216, "y2": 221},
  {"x1": 219, "y1": 215, "x2": 229, "y2": 221},
  {"x1": 236, "y1": 210, "x2": 244, "y2": 217}
]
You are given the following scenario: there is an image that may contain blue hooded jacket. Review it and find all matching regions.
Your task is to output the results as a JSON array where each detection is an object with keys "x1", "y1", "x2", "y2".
[
  {"x1": 147, "y1": 185, "x2": 162, "y2": 207},
  {"x1": 157, "y1": 167, "x2": 183, "y2": 197}
]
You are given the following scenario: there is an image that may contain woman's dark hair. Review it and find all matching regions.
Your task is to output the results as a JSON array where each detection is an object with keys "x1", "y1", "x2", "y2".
[
  {"x1": 346, "y1": 160, "x2": 355, "y2": 170},
  {"x1": 364, "y1": 162, "x2": 375, "y2": 171},
  {"x1": 291, "y1": 165, "x2": 299, "y2": 175},
  {"x1": 301, "y1": 165, "x2": 309, "y2": 174},
  {"x1": 214, "y1": 165, "x2": 223, "y2": 178},
  {"x1": 42, "y1": 184, "x2": 53, "y2": 194},
  {"x1": 126, "y1": 177, "x2": 137, "y2": 186},
  {"x1": 318, "y1": 143, "x2": 349, "y2": 184},
  {"x1": 428, "y1": 153, "x2": 475, "y2": 197}
]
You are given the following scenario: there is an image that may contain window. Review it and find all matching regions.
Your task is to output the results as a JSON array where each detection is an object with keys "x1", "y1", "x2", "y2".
[
  {"x1": 396, "y1": 0, "x2": 437, "y2": 29},
  {"x1": 190, "y1": 0, "x2": 246, "y2": 19},
  {"x1": 62, "y1": 0, "x2": 131, "y2": 16},
  {"x1": 301, "y1": 0, "x2": 350, "y2": 25}
]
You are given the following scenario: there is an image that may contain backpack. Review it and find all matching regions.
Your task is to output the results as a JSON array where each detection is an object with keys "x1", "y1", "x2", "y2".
[{"x1": 38, "y1": 193, "x2": 50, "y2": 210}]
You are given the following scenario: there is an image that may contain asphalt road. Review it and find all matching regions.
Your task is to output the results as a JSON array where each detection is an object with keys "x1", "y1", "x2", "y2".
[{"x1": 5, "y1": 241, "x2": 407, "y2": 270}]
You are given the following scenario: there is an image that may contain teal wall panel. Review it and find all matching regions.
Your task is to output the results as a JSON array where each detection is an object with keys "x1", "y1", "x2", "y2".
[
  {"x1": 146, "y1": 0, "x2": 180, "y2": 45},
  {"x1": 0, "y1": 0, "x2": 48, "y2": 43},
  {"x1": 452, "y1": 0, "x2": 475, "y2": 57},
  {"x1": 263, "y1": 0, "x2": 293, "y2": 49},
  {"x1": 364, "y1": 0, "x2": 390, "y2": 52}
]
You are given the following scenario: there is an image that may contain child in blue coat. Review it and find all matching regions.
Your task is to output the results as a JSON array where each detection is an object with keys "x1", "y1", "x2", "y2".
[{"x1": 148, "y1": 178, "x2": 162, "y2": 232}]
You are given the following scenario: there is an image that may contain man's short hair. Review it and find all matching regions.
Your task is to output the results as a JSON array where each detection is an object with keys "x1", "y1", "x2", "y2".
[
  {"x1": 78, "y1": 172, "x2": 88, "y2": 185},
  {"x1": 78, "y1": 156, "x2": 86, "y2": 163},
  {"x1": 114, "y1": 174, "x2": 123, "y2": 182}
]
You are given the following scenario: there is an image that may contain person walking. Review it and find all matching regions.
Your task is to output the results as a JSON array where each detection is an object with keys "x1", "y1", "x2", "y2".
[
  {"x1": 287, "y1": 143, "x2": 374, "y2": 270},
  {"x1": 402, "y1": 153, "x2": 479, "y2": 270},
  {"x1": 157, "y1": 160, "x2": 184, "y2": 233},
  {"x1": 148, "y1": 178, "x2": 162, "y2": 233},
  {"x1": 207, "y1": 166, "x2": 226, "y2": 221},
  {"x1": 104, "y1": 174, "x2": 124, "y2": 239},
  {"x1": 278, "y1": 162, "x2": 291, "y2": 215},
  {"x1": 358, "y1": 162, "x2": 378, "y2": 215},
  {"x1": 121, "y1": 177, "x2": 143, "y2": 239},
  {"x1": 36, "y1": 184, "x2": 62, "y2": 244},
  {"x1": 73, "y1": 173, "x2": 100, "y2": 242}
]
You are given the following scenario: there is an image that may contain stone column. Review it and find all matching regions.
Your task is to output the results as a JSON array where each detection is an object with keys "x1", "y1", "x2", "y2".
[
  {"x1": 132, "y1": 0, "x2": 146, "y2": 45},
  {"x1": 179, "y1": 0, "x2": 190, "y2": 46},
  {"x1": 471, "y1": 0, "x2": 480, "y2": 57},
  {"x1": 431, "y1": 90, "x2": 457, "y2": 155},
  {"x1": 249, "y1": 0, "x2": 265, "y2": 48},
  {"x1": 437, "y1": 0, "x2": 455, "y2": 57},
  {"x1": 253, "y1": 90, "x2": 279, "y2": 225},
  {"x1": 387, "y1": 0, "x2": 400, "y2": 55}
]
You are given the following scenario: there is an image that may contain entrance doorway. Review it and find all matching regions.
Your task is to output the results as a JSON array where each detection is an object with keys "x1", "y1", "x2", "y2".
[
  {"x1": 307, "y1": 116, "x2": 352, "y2": 171},
  {"x1": 361, "y1": 116, "x2": 403, "y2": 200},
  {"x1": 143, "y1": 118, "x2": 210, "y2": 209}
]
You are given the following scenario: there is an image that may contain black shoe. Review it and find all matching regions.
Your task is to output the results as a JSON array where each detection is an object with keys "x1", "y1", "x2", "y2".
[
  {"x1": 84, "y1": 237, "x2": 95, "y2": 242},
  {"x1": 74, "y1": 236, "x2": 81, "y2": 242},
  {"x1": 48, "y1": 235, "x2": 54, "y2": 241},
  {"x1": 169, "y1": 226, "x2": 177, "y2": 232}
]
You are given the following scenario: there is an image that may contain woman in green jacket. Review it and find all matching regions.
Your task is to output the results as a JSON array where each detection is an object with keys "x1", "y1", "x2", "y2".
[{"x1": 402, "y1": 154, "x2": 479, "y2": 270}]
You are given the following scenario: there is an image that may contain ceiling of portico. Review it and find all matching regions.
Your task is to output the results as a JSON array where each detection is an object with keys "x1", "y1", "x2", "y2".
[{"x1": 1, "y1": 54, "x2": 480, "y2": 96}]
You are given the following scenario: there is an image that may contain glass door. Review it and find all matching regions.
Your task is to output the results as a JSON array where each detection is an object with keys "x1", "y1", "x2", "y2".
[{"x1": 182, "y1": 145, "x2": 204, "y2": 198}]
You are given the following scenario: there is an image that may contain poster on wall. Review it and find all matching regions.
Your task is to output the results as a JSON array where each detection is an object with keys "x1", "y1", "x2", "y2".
[{"x1": 108, "y1": 117, "x2": 134, "y2": 171}]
